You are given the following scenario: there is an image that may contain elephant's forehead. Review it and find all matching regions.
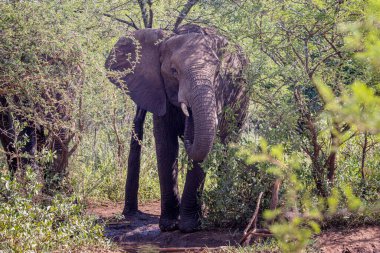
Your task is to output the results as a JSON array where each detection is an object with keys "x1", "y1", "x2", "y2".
[
  {"x1": 165, "y1": 34, "x2": 211, "y2": 52},
  {"x1": 164, "y1": 34, "x2": 219, "y2": 64}
]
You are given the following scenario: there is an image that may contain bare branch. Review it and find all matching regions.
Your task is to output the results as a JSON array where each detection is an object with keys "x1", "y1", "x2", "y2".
[
  {"x1": 137, "y1": 0, "x2": 151, "y2": 28},
  {"x1": 270, "y1": 179, "x2": 281, "y2": 210},
  {"x1": 240, "y1": 192, "x2": 268, "y2": 246},
  {"x1": 309, "y1": 51, "x2": 339, "y2": 77},
  {"x1": 173, "y1": 0, "x2": 200, "y2": 31},
  {"x1": 125, "y1": 13, "x2": 141, "y2": 29},
  {"x1": 147, "y1": 0, "x2": 153, "y2": 28},
  {"x1": 103, "y1": 13, "x2": 139, "y2": 30},
  {"x1": 242, "y1": 192, "x2": 264, "y2": 237},
  {"x1": 322, "y1": 33, "x2": 343, "y2": 59},
  {"x1": 289, "y1": 38, "x2": 305, "y2": 68},
  {"x1": 360, "y1": 132, "x2": 368, "y2": 181}
]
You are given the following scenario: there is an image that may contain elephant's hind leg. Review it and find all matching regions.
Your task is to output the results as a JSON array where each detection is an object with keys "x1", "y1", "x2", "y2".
[{"x1": 153, "y1": 113, "x2": 181, "y2": 232}]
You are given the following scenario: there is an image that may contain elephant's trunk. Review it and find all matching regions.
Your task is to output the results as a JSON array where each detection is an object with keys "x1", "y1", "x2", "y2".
[{"x1": 184, "y1": 84, "x2": 217, "y2": 162}]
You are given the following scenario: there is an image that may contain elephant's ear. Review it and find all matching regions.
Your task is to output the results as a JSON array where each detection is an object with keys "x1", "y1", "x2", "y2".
[{"x1": 105, "y1": 29, "x2": 166, "y2": 116}]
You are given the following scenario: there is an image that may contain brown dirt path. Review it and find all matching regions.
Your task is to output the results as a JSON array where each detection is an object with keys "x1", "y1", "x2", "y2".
[
  {"x1": 87, "y1": 200, "x2": 241, "y2": 252},
  {"x1": 87, "y1": 201, "x2": 380, "y2": 252},
  {"x1": 316, "y1": 226, "x2": 380, "y2": 253}
]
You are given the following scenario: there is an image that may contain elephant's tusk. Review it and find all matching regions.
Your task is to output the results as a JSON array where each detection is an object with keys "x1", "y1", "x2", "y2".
[{"x1": 181, "y1": 103, "x2": 190, "y2": 117}]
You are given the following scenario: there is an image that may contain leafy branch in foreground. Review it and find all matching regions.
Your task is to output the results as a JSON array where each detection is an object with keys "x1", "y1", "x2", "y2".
[{"x1": 237, "y1": 138, "x2": 376, "y2": 253}]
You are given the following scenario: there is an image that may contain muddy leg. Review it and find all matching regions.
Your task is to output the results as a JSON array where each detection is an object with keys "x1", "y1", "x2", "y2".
[
  {"x1": 123, "y1": 107, "x2": 147, "y2": 215},
  {"x1": 154, "y1": 111, "x2": 181, "y2": 231},
  {"x1": 179, "y1": 161, "x2": 205, "y2": 233}
]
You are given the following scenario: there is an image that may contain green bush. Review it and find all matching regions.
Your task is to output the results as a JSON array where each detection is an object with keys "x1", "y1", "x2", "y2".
[
  {"x1": 1, "y1": 1, "x2": 379, "y2": 251},
  {"x1": 0, "y1": 169, "x2": 109, "y2": 252},
  {"x1": 201, "y1": 0, "x2": 379, "y2": 231},
  {"x1": 202, "y1": 140, "x2": 275, "y2": 228}
]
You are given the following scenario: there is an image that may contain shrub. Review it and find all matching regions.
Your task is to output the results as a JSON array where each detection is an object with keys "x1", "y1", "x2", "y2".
[
  {"x1": 0, "y1": 168, "x2": 110, "y2": 252},
  {"x1": 202, "y1": 140, "x2": 275, "y2": 228}
]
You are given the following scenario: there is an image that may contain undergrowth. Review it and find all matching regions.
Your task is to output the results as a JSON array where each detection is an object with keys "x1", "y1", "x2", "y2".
[{"x1": 0, "y1": 168, "x2": 111, "y2": 252}]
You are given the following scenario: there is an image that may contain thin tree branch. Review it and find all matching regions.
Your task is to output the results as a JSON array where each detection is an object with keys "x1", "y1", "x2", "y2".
[
  {"x1": 125, "y1": 13, "x2": 140, "y2": 29},
  {"x1": 173, "y1": 0, "x2": 199, "y2": 31},
  {"x1": 360, "y1": 132, "x2": 368, "y2": 181},
  {"x1": 322, "y1": 33, "x2": 343, "y2": 59},
  {"x1": 340, "y1": 131, "x2": 357, "y2": 145},
  {"x1": 103, "y1": 13, "x2": 139, "y2": 30},
  {"x1": 240, "y1": 192, "x2": 271, "y2": 246},
  {"x1": 309, "y1": 51, "x2": 339, "y2": 77},
  {"x1": 147, "y1": 0, "x2": 153, "y2": 28},
  {"x1": 242, "y1": 192, "x2": 264, "y2": 237},
  {"x1": 138, "y1": 0, "x2": 149, "y2": 28}
]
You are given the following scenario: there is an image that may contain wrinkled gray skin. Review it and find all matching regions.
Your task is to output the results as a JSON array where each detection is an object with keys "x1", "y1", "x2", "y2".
[{"x1": 106, "y1": 24, "x2": 249, "y2": 233}]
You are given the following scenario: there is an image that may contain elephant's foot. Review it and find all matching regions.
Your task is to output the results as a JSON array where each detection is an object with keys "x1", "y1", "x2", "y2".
[
  {"x1": 159, "y1": 216, "x2": 179, "y2": 231},
  {"x1": 179, "y1": 213, "x2": 201, "y2": 233},
  {"x1": 122, "y1": 206, "x2": 140, "y2": 217},
  {"x1": 159, "y1": 200, "x2": 180, "y2": 231}
]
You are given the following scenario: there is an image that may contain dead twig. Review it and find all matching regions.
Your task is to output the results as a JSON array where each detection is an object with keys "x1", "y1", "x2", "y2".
[
  {"x1": 270, "y1": 178, "x2": 281, "y2": 210},
  {"x1": 243, "y1": 192, "x2": 263, "y2": 235},
  {"x1": 103, "y1": 13, "x2": 139, "y2": 30},
  {"x1": 240, "y1": 192, "x2": 273, "y2": 246}
]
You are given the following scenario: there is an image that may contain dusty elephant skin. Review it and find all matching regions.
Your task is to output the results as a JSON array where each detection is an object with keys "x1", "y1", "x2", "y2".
[{"x1": 105, "y1": 24, "x2": 249, "y2": 233}]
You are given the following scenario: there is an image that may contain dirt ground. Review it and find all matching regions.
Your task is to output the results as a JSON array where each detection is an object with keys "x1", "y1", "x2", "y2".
[
  {"x1": 316, "y1": 226, "x2": 380, "y2": 253},
  {"x1": 87, "y1": 201, "x2": 380, "y2": 252}
]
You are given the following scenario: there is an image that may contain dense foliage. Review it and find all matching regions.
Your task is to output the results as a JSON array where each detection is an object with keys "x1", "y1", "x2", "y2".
[
  {"x1": 0, "y1": 0, "x2": 379, "y2": 252},
  {"x1": 0, "y1": 169, "x2": 108, "y2": 252}
]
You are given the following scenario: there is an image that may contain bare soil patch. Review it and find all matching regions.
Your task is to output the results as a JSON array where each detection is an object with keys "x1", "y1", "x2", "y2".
[
  {"x1": 316, "y1": 226, "x2": 380, "y2": 253},
  {"x1": 87, "y1": 200, "x2": 240, "y2": 252},
  {"x1": 87, "y1": 201, "x2": 380, "y2": 252}
]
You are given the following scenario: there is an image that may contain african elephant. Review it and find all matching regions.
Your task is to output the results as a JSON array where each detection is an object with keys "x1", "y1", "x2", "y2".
[
  {"x1": 0, "y1": 55, "x2": 81, "y2": 192},
  {"x1": 105, "y1": 24, "x2": 249, "y2": 233},
  {"x1": 0, "y1": 102, "x2": 72, "y2": 190}
]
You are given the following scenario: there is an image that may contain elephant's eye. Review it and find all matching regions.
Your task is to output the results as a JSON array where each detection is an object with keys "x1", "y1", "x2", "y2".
[{"x1": 171, "y1": 67, "x2": 178, "y2": 76}]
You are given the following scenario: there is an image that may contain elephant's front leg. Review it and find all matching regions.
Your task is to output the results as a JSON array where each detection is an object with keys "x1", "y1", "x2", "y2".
[
  {"x1": 179, "y1": 161, "x2": 205, "y2": 233},
  {"x1": 153, "y1": 115, "x2": 180, "y2": 231},
  {"x1": 123, "y1": 107, "x2": 147, "y2": 215}
]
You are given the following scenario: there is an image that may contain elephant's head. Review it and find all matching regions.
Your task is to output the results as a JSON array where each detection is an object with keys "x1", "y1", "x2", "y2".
[{"x1": 106, "y1": 25, "x2": 229, "y2": 162}]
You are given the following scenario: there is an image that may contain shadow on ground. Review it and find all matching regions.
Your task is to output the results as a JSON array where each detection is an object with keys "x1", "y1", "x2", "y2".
[
  {"x1": 87, "y1": 200, "x2": 380, "y2": 253},
  {"x1": 87, "y1": 201, "x2": 241, "y2": 252}
]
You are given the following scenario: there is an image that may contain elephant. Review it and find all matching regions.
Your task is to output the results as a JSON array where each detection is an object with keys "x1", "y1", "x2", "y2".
[
  {"x1": 0, "y1": 104, "x2": 72, "y2": 190},
  {"x1": 105, "y1": 24, "x2": 249, "y2": 233},
  {"x1": 0, "y1": 54, "x2": 81, "y2": 192}
]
